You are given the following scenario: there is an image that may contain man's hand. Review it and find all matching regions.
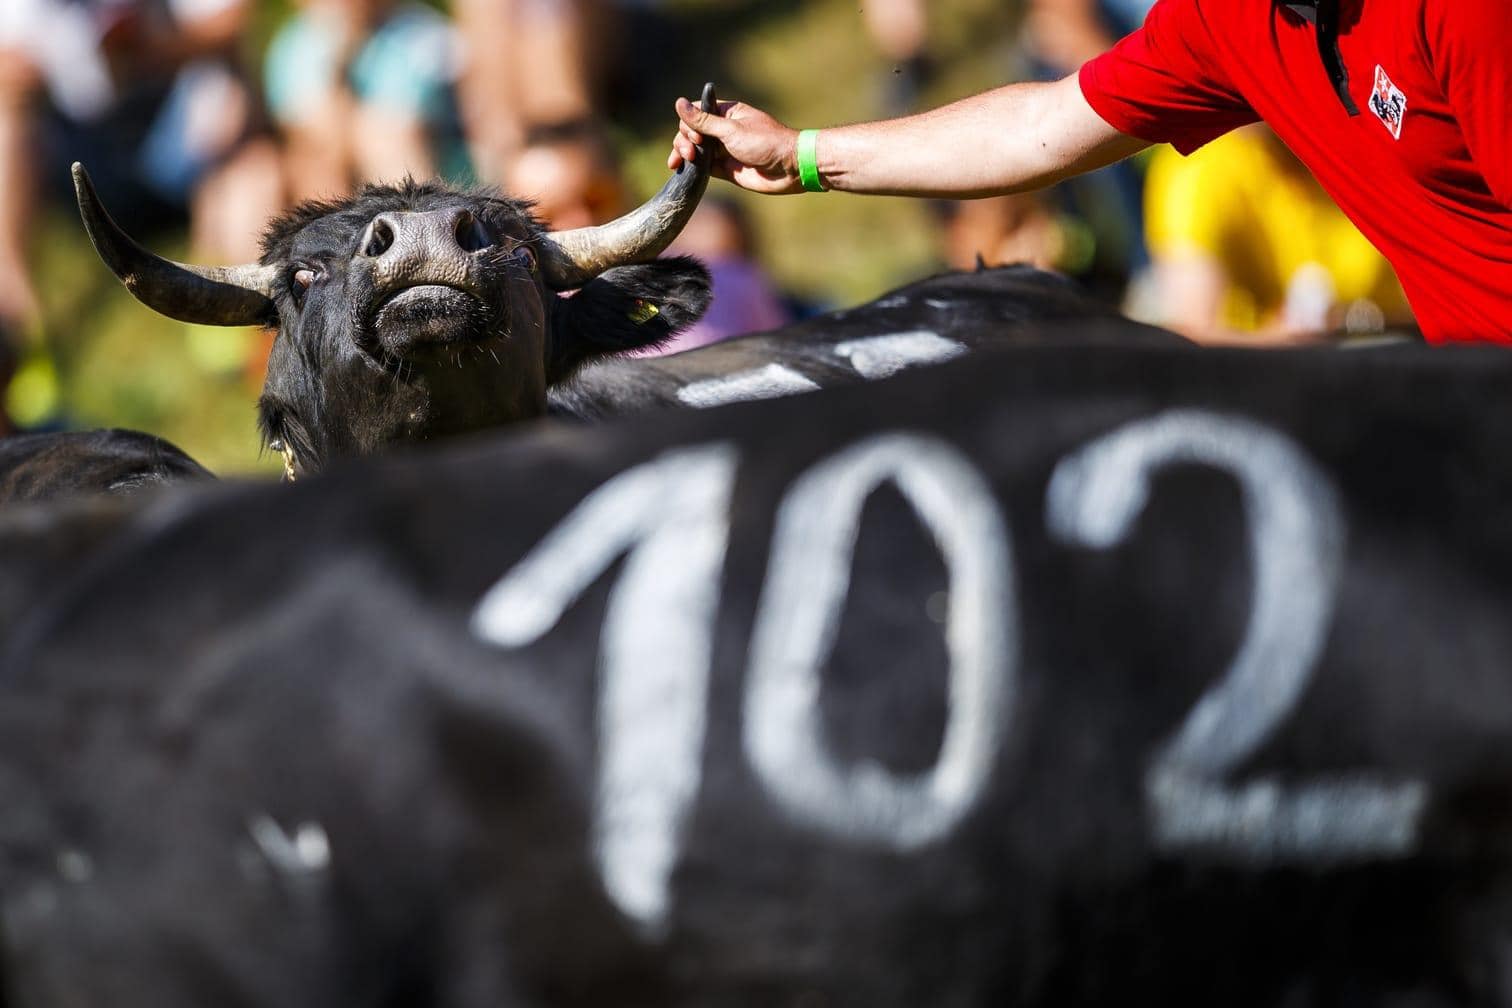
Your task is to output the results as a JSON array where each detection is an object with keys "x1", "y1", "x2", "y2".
[{"x1": 668, "y1": 97, "x2": 805, "y2": 195}]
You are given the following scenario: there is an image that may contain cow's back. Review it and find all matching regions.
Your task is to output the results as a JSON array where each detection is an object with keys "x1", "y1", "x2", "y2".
[
  {"x1": 0, "y1": 429, "x2": 211, "y2": 505},
  {"x1": 551, "y1": 265, "x2": 1186, "y2": 418}
]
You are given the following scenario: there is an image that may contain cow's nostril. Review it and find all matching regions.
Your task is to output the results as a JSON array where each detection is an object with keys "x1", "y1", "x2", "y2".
[
  {"x1": 361, "y1": 218, "x2": 395, "y2": 258},
  {"x1": 454, "y1": 210, "x2": 493, "y2": 253}
]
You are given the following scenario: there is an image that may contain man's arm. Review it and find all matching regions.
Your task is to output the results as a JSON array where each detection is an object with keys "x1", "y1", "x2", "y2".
[{"x1": 667, "y1": 73, "x2": 1149, "y2": 198}]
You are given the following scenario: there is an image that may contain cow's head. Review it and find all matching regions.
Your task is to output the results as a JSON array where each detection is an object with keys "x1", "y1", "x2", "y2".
[{"x1": 72, "y1": 115, "x2": 713, "y2": 477}]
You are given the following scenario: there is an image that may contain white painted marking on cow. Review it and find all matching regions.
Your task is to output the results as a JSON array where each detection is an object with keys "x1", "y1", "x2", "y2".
[
  {"x1": 675, "y1": 364, "x2": 820, "y2": 409},
  {"x1": 833, "y1": 331, "x2": 966, "y2": 380},
  {"x1": 248, "y1": 816, "x2": 331, "y2": 874},
  {"x1": 1145, "y1": 773, "x2": 1426, "y2": 860},
  {"x1": 471, "y1": 444, "x2": 738, "y2": 932},
  {"x1": 745, "y1": 433, "x2": 1014, "y2": 849},
  {"x1": 1046, "y1": 409, "x2": 1425, "y2": 860}
]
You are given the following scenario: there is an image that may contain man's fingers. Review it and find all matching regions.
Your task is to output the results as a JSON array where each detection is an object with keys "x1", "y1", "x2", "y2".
[
  {"x1": 671, "y1": 133, "x2": 700, "y2": 166},
  {"x1": 671, "y1": 93, "x2": 775, "y2": 186},
  {"x1": 709, "y1": 151, "x2": 737, "y2": 183}
]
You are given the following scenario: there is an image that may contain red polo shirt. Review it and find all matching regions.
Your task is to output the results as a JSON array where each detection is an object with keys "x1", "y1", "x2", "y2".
[{"x1": 1080, "y1": 0, "x2": 1512, "y2": 344}]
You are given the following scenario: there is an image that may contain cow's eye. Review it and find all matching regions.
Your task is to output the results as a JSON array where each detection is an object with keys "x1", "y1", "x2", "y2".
[
  {"x1": 293, "y1": 268, "x2": 317, "y2": 291},
  {"x1": 513, "y1": 244, "x2": 536, "y2": 271}
]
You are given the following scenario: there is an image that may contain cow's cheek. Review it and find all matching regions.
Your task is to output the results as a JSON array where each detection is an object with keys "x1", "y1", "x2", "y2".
[
  {"x1": 506, "y1": 278, "x2": 551, "y2": 410},
  {"x1": 320, "y1": 352, "x2": 424, "y2": 456},
  {"x1": 512, "y1": 276, "x2": 550, "y2": 358}
]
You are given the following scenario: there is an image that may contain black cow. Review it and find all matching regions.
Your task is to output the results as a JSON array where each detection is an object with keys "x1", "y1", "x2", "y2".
[
  {"x1": 3, "y1": 344, "x2": 1511, "y2": 1006},
  {"x1": 0, "y1": 429, "x2": 210, "y2": 505},
  {"x1": 71, "y1": 88, "x2": 721, "y2": 480},
  {"x1": 549, "y1": 262, "x2": 1187, "y2": 419}
]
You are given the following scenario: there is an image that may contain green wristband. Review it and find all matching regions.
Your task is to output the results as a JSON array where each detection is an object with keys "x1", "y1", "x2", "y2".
[{"x1": 797, "y1": 129, "x2": 827, "y2": 193}]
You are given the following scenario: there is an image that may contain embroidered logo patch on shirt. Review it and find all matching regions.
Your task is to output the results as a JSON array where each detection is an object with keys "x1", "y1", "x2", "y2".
[{"x1": 1369, "y1": 64, "x2": 1407, "y2": 139}]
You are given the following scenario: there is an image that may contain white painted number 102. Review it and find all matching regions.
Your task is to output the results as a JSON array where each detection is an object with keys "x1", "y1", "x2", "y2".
[{"x1": 472, "y1": 410, "x2": 1427, "y2": 932}]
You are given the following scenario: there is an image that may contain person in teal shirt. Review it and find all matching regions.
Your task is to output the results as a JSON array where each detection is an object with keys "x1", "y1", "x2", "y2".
[{"x1": 264, "y1": 0, "x2": 469, "y2": 199}]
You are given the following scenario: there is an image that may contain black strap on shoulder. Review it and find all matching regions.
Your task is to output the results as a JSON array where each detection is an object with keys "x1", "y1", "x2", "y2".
[{"x1": 1281, "y1": 0, "x2": 1359, "y2": 116}]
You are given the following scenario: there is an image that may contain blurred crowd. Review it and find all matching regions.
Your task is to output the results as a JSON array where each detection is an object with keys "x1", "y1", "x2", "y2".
[{"x1": 0, "y1": 0, "x2": 1412, "y2": 435}]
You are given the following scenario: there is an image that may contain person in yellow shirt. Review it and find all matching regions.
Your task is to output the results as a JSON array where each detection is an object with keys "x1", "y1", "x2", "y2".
[{"x1": 1144, "y1": 124, "x2": 1412, "y2": 344}]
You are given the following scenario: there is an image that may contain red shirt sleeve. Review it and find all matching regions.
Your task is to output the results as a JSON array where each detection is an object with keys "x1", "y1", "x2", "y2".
[
  {"x1": 1425, "y1": 0, "x2": 1512, "y2": 211},
  {"x1": 1078, "y1": 0, "x2": 1258, "y2": 155}
]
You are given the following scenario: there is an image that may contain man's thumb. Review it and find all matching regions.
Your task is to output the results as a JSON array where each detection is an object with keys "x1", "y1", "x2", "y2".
[{"x1": 677, "y1": 97, "x2": 732, "y2": 137}]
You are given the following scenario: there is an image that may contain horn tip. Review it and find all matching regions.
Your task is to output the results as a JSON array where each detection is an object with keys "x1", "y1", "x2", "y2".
[{"x1": 71, "y1": 163, "x2": 96, "y2": 206}]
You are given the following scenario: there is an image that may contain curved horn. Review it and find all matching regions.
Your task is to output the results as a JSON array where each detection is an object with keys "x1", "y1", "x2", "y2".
[
  {"x1": 539, "y1": 83, "x2": 718, "y2": 290},
  {"x1": 72, "y1": 163, "x2": 280, "y2": 326}
]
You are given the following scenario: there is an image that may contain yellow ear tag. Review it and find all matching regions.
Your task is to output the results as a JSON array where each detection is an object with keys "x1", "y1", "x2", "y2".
[
  {"x1": 281, "y1": 446, "x2": 297, "y2": 483},
  {"x1": 627, "y1": 299, "x2": 661, "y2": 324}
]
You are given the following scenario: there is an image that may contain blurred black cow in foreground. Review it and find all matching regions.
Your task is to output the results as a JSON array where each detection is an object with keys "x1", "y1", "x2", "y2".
[{"x1": 3, "y1": 344, "x2": 1511, "y2": 1006}]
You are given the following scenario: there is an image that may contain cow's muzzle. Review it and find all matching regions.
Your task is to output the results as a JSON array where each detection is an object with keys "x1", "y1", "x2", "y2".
[
  {"x1": 359, "y1": 207, "x2": 494, "y2": 296},
  {"x1": 354, "y1": 208, "x2": 503, "y2": 354}
]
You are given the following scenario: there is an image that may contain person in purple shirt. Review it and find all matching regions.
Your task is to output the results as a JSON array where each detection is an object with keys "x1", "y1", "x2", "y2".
[{"x1": 649, "y1": 196, "x2": 791, "y2": 356}]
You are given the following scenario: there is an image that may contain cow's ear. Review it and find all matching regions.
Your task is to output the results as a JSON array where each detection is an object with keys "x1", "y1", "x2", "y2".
[{"x1": 545, "y1": 256, "x2": 711, "y2": 385}]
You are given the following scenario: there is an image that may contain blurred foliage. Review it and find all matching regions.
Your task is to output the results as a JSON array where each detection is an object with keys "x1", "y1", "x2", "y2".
[{"x1": 31, "y1": 0, "x2": 1028, "y2": 475}]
